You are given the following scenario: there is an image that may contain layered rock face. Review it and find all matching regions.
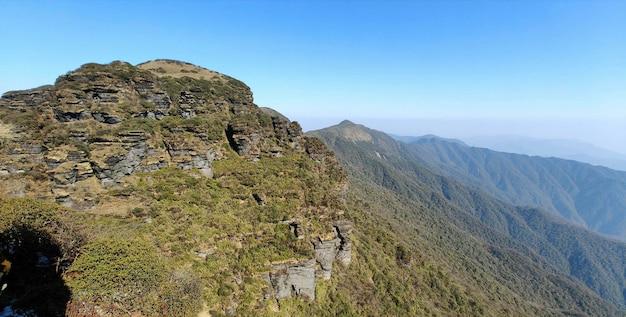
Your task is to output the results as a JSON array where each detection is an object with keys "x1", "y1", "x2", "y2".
[
  {"x1": 266, "y1": 220, "x2": 353, "y2": 302},
  {"x1": 0, "y1": 60, "x2": 305, "y2": 208},
  {"x1": 0, "y1": 60, "x2": 352, "y2": 312}
]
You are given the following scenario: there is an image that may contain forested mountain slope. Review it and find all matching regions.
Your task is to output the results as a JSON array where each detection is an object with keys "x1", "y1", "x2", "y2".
[
  {"x1": 1, "y1": 60, "x2": 624, "y2": 316},
  {"x1": 403, "y1": 134, "x2": 626, "y2": 242},
  {"x1": 311, "y1": 120, "x2": 626, "y2": 316}
]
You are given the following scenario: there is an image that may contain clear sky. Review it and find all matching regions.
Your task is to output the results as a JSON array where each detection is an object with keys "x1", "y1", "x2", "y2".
[{"x1": 1, "y1": 1, "x2": 625, "y2": 152}]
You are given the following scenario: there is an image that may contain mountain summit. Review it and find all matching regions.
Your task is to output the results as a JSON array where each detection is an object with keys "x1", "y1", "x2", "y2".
[
  {"x1": 0, "y1": 60, "x2": 353, "y2": 316},
  {"x1": 0, "y1": 60, "x2": 312, "y2": 208}
]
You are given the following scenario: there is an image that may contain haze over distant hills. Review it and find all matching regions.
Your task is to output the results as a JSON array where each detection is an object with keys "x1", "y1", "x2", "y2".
[
  {"x1": 391, "y1": 132, "x2": 626, "y2": 242},
  {"x1": 389, "y1": 133, "x2": 626, "y2": 172},
  {"x1": 462, "y1": 135, "x2": 626, "y2": 172}
]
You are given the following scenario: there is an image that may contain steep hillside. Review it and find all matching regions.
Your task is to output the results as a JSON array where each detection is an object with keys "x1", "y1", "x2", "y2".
[
  {"x1": 0, "y1": 61, "x2": 490, "y2": 317},
  {"x1": 0, "y1": 60, "x2": 349, "y2": 316},
  {"x1": 405, "y1": 134, "x2": 626, "y2": 241},
  {"x1": 310, "y1": 120, "x2": 626, "y2": 316}
]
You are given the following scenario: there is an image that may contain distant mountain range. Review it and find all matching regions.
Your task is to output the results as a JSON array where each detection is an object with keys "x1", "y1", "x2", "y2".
[
  {"x1": 392, "y1": 133, "x2": 626, "y2": 242},
  {"x1": 392, "y1": 134, "x2": 626, "y2": 172},
  {"x1": 459, "y1": 135, "x2": 626, "y2": 172},
  {"x1": 310, "y1": 120, "x2": 626, "y2": 315}
]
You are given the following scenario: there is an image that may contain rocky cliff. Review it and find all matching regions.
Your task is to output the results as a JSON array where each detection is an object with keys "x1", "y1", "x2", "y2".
[
  {"x1": 0, "y1": 60, "x2": 308, "y2": 207},
  {"x1": 0, "y1": 60, "x2": 352, "y2": 316}
]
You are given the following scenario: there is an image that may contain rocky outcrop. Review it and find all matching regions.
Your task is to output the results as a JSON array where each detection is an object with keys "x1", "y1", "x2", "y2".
[
  {"x1": 267, "y1": 259, "x2": 316, "y2": 301},
  {"x1": 313, "y1": 238, "x2": 339, "y2": 280},
  {"x1": 0, "y1": 86, "x2": 54, "y2": 109},
  {"x1": 0, "y1": 60, "x2": 320, "y2": 208},
  {"x1": 0, "y1": 60, "x2": 355, "y2": 315},
  {"x1": 313, "y1": 220, "x2": 353, "y2": 279},
  {"x1": 334, "y1": 220, "x2": 353, "y2": 266},
  {"x1": 265, "y1": 220, "x2": 353, "y2": 302},
  {"x1": 226, "y1": 119, "x2": 262, "y2": 159}
]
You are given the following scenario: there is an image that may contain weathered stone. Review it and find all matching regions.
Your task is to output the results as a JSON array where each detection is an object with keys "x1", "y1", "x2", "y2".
[
  {"x1": 290, "y1": 221, "x2": 304, "y2": 239},
  {"x1": 269, "y1": 259, "x2": 316, "y2": 301},
  {"x1": 304, "y1": 136, "x2": 332, "y2": 161},
  {"x1": 54, "y1": 109, "x2": 90, "y2": 122},
  {"x1": 133, "y1": 77, "x2": 171, "y2": 116},
  {"x1": 75, "y1": 162, "x2": 94, "y2": 181},
  {"x1": 313, "y1": 238, "x2": 339, "y2": 280},
  {"x1": 85, "y1": 86, "x2": 120, "y2": 104},
  {"x1": 10, "y1": 143, "x2": 47, "y2": 155},
  {"x1": 0, "y1": 60, "x2": 333, "y2": 219},
  {"x1": 90, "y1": 144, "x2": 147, "y2": 185},
  {"x1": 92, "y1": 112, "x2": 122, "y2": 124},
  {"x1": 68, "y1": 130, "x2": 88, "y2": 142},
  {"x1": 252, "y1": 193, "x2": 266, "y2": 205},
  {"x1": 0, "y1": 86, "x2": 54, "y2": 109},
  {"x1": 50, "y1": 162, "x2": 79, "y2": 185},
  {"x1": 67, "y1": 151, "x2": 88, "y2": 162},
  {"x1": 334, "y1": 220, "x2": 353, "y2": 266},
  {"x1": 226, "y1": 120, "x2": 262, "y2": 158}
]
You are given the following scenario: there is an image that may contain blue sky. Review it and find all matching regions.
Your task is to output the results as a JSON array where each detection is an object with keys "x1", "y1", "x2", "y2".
[{"x1": 1, "y1": 1, "x2": 625, "y2": 152}]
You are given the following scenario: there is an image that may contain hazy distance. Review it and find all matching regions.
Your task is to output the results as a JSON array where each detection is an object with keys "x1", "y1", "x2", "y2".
[{"x1": 294, "y1": 115, "x2": 626, "y2": 165}]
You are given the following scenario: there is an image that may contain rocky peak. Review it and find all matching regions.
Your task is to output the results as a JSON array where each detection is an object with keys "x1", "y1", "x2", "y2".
[
  {"x1": 332, "y1": 120, "x2": 374, "y2": 143},
  {"x1": 337, "y1": 119, "x2": 355, "y2": 126},
  {"x1": 0, "y1": 60, "x2": 330, "y2": 209},
  {"x1": 0, "y1": 60, "x2": 353, "y2": 316}
]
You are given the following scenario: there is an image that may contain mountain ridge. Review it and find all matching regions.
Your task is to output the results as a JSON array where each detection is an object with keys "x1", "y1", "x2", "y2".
[
  {"x1": 2, "y1": 60, "x2": 625, "y2": 316},
  {"x1": 465, "y1": 134, "x2": 626, "y2": 171},
  {"x1": 310, "y1": 120, "x2": 626, "y2": 314},
  {"x1": 402, "y1": 131, "x2": 626, "y2": 242}
]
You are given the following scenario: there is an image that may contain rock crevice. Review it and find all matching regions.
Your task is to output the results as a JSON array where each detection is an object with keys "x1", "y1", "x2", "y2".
[{"x1": 266, "y1": 220, "x2": 353, "y2": 302}]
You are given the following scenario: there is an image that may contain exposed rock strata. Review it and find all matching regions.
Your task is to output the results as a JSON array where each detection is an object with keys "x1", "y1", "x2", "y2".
[
  {"x1": 0, "y1": 60, "x2": 353, "y2": 313},
  {"x1": 266, "y1": 220, "x2": 353, "y2": 301},
  {"x1": 268, "y1": 259, "x2": 316, "y2": 301},
  {"x1": 0, "y1": 60, "x2": 319, "y2": 208}
]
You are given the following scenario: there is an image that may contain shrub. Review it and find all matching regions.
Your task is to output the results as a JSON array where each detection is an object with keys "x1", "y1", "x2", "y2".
[
  {"x1": 0, "y1": 198, "x2": 83, "y2": 265},
  {"x1": 395, "y1": 244, "x2": 411, "y2": 266},
  {"x1": 158, "y1": 269, "x2": 203, "y2": 317},
  {"x1": 66, "y1": 237, "x2": 165, "y2": 311}
]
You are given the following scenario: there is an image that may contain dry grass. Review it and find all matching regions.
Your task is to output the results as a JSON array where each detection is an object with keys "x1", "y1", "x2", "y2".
[
  {"x1": 339, "y1": 126, "x2": 373, "y2": 142},
  {"x1": 0, "y1": 122, "x2": 14, "y2": 140},
  {"x1": 89, "y1": 197, "x2": 144, "y2": 216},
  {"x1": 137, "y1": 59, "x2": 225, "y2": 81}
]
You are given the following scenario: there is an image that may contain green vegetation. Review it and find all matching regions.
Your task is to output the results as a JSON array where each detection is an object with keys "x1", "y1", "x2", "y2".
[
  {"x1": 310, "y1": 121, "x2": 626, "y2": 316},
  {"x1": 0, "y1": 198, "x2": 82, "y2": 259},
  {"x1": 66, "y1": 237, "x2": 165, "y2": 311},
  {"x1": 405, "y1": 134, "x2": 626, "y2": 242},
  {"x1": 0, "y1": 199, "x2": 81, "y2": 316},
  {"x1": 2, "y1": 60, "x2": 625, "y2": 316},
  {"x1": 58, "y1": 61, "x2": 150, "y2": 83},
  {"x1": 276, "y1": 205, "x2": 485, "y2": 317},
  {"x1": 160, "y1": 75, "x2": 251, "y2": 106}
]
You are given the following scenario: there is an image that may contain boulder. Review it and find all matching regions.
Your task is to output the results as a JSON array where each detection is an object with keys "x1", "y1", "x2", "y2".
[
  {"x1": 334, "y1": 220, "x2": 353, "y2": 266},
  {"x1": 313, "y1": 238, "x2": 339, "y2": 280},
  {"x1": 269, "y1": 259, "x2": 316, "y2": 301}
]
